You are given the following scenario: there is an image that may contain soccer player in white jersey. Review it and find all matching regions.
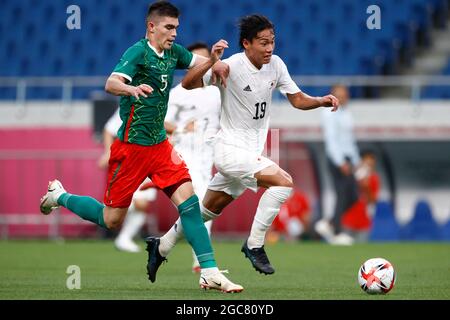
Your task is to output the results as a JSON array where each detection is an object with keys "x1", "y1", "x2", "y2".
[
  {"x1": 147, "y1": 15, "x2": 339, "y2": 277},
  {"x1": 147, "y1": 42, "x2": 221, "y2": 273},
  {"x1": 98, "y1": 108, "x2": 157, "y2": 253}
]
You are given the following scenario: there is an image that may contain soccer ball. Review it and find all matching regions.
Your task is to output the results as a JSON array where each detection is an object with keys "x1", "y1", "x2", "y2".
[{"x1": 358, "y1": 258, "x2": 396, "y2": 294}]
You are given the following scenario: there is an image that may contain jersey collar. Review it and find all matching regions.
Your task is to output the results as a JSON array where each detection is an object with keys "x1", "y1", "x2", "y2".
[
  {"x1": 146, "y1": 40, "x2": 165, "y2": 58},
  {"x1": 242, "y1": 52, "x2": 263, "y2": 73}
]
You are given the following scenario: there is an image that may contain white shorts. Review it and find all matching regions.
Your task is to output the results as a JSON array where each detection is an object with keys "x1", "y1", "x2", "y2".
[
  {"x1": 174, "y1": 143, "x2": 214, "y2": 202},
  {"x1": 132, "y1": 178, "x2": 157, "y2": 202},
  {"x1": 208, "y1": 142, "x2": 276, "y2": 198}
]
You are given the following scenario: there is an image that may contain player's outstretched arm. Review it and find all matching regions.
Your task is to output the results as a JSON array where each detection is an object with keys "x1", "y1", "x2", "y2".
[
  {"x1": 182, "y1": 39, "x2": 228, "y2": 90},
  {"x1": 287, "y1": 91, "x2": 339, "y2": 111},
  {"x1": 105, "y1": 74, "x2": 153, "y2": 100}
]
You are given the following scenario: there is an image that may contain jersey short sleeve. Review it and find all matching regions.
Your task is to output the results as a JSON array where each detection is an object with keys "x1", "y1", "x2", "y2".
[
  {"x1": 275, "y1": 56, "x2": 301, "y2": 95},
  {"x1": 202, "y1": 69, "x2": 213, "y2": 86},
  {"x1": 112, "y1": 44, "x2": 145, "y2": 83},
  {"x1": 166, "y1": 85, "x2": 184, "y2": 123},
  {"x1": 173, "y1": 43, "x2": 194, "y2": 69}
]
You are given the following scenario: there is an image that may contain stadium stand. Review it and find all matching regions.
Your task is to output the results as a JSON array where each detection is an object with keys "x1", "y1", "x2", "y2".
[
  {"x1": 0, "y1": 0, "x2": 448, "y2": 99},
  {"x1": 400, "y1": 200, "x2": 442, "y2": 240},
  {"x1": 422, "y1": 60, "x2": 450, "y2": 98},
  {"x1": 369, "y1": 201, "x2": 401, "y2": 241},
  {"x1": 441, "y1": 218, "x2": 450, "y2": 240}
]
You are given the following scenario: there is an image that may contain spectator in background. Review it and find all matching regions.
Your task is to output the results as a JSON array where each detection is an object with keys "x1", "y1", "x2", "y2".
[
  {"x1": 315, "y1": 84, "x2": 359, "y2": 245},
  {"x1": 342, "y1": 150, "x2": 380, "y2": 242},
  {"x1": 267, "y1": 188, "x2": 311, "y2": 243}
]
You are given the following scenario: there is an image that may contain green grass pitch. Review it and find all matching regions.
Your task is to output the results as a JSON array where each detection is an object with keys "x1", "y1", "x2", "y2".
[{"x1": 0, "y1": 240, "x2": 449, "y2": 300}]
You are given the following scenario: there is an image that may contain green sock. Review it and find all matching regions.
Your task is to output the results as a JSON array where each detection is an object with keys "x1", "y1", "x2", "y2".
[
  {"x1": 57, "y1": 193, "x2": 107, "y2": 229},
  {"x1": 178, "y1": 195, "x2": 217, "y2": 269}
]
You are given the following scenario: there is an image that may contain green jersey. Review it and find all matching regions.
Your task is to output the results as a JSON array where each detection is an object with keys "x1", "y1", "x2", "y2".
[{"x1": 112, "y1": 39, "x2": 193, "y2": 146}]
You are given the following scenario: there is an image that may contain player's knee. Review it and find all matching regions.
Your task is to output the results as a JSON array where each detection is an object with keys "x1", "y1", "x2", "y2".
[
  {"x1": 134, "y1": 199, "x2": 149, "y2": 212},
  {"x1": 105, "y1": 219, "x2": 123, "y2": 230},
  {"x1": 267, "y1": 185, "x2": 293, "y2": 203},
  {"x1": 280, "y1": 180, "x2": 294, "y2": 188},
  {"x1": 278, "y1": 173, "x2": 294, "y2": 188},
  {"x1": 103, "y1": 207, "x2": 128, "y2": 230},
  {"x1": 103, "y1": 214, "x2": 124, "y2": 230}
]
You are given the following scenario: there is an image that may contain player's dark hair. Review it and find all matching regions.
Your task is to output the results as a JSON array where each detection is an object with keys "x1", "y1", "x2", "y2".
[
  {"x1": 238, "y1": 14, "x2": 274, "y2": 49},
  {"x1": 147, "y1": 1, "x2": 180, "y2": 23},
  {"x1": 186, "y1": 42, "x2": 210, "y2": 52}
]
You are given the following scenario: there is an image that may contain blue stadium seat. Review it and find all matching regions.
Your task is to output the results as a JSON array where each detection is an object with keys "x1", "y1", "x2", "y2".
[
  {"x1": 369, "y1": 201, "x2": 401, "y2": 241},
  {"x1": 440, "y1": 218, "x2": 450, "y2": 240},
  {"x1": 422, "y1": 60, "x2": 450, "y2": 99},
  {"x1": 400, "y1": 200, "x2": 442, "y2": 241},
  {"x1": 0, "y1": 87, "x2": 17, "y2": 100},
  {"x1": 0, "y1": 0, "x2": 444, "y2": 99}
]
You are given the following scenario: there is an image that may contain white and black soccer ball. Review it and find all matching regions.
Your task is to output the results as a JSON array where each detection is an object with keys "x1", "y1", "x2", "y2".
[{"x1": 358, "y1": 258, "x2": 396, "y2": 294}]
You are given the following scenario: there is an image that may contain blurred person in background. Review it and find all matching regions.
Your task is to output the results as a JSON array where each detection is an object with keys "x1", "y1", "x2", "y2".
[
  {"x1": 98, "y1": 108, "x2": 157, "y2": 253},
  {"x1": 341, "y1": 150, "x2": 380, "y2": 242},
  {"x1": 315, "y1": 84, "x2": 359, "y2": 245},
  {"x1": 163, "y1": 41, "x2": 221, "y2": 273}
]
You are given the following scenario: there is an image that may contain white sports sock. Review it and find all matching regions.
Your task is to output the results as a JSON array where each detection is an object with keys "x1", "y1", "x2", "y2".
[
  {"x1": 201, "y1": 206, "x2": 220, "y2": 222},
  {"x1": 247, "y1": 186, "x2": 292, "y2": 249},
  {"x1": 204, "y1": 219, "x2": 213, "y2": 234},
  {"x1": 116, "y1": 206, "x2": 146, "y2": 242},
  {"x1": 159, "y1": 218, "x2": 183, "y2": 257}
]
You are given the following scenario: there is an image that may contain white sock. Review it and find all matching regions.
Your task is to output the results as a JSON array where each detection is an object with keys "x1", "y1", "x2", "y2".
[
  {"x1": 201, "y1": 205, "x2": 221, "y2": 222},
  {"x1": 159, "y1": 218, "x2": 183, "y2": 257},
  {"x1": 200, "y1": 266, "x2": 219, "y2": 277},
  {"x1": 116, "y1": 206, "x2": 146, "y2": 242},
  {"x1": 247, "y1": 186, "x2": 292, "y2": 249}
]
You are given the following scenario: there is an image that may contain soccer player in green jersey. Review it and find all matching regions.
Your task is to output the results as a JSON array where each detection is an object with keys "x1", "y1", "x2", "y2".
[{"x1": 39, "y1": 1, "x2": 242, "y2": 293}]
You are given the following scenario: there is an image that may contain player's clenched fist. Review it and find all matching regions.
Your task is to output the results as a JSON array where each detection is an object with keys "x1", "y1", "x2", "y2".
[{"x1": 319, "y1": 94, "x2": 339, "y2": 111}]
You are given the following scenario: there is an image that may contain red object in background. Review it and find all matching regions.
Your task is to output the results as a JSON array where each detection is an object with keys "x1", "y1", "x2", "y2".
[
  {"x1": 0, "y1": 129, "x2": 320, "y2": 238},
  {"x1": 272, "y1": 189, "x2": 310, "y2": 233},
  {"x1": 342, "y1": 173, "x2": 380, "y2": 231}
]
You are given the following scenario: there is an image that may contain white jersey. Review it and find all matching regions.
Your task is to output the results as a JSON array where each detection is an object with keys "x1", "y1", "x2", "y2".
[
  {"x1": 204, "y1": 52, "x2": 301, "y2": 154},
  {"x1": 104, "y1": 108, "x2": 122, "y2": 137},
  {"x1": 166, "y1": 83, "x2": 221, "y2": 148},
  {"x1": 166, "y1": 84, "x2": 221, "y2": 200}
]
